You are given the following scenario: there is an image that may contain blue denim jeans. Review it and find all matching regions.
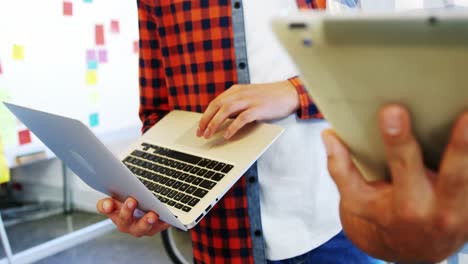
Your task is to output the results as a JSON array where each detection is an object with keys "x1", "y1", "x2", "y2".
[{"x1": 267, "y1": 231, "x2": 385, "y2": 264}]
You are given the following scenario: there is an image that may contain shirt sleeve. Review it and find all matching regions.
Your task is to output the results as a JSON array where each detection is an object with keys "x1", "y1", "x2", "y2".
[
  {"x1": 288, "y1": 76, "x2": 324, "y2": 120},
  {"x1": 137, "y1": 0, "x2": 171, "y2": 134}
]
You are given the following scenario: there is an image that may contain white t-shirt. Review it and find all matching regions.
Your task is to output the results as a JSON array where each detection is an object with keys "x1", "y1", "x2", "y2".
[{"x1": 243, "y1": 0, "x2": 341, "y2": 260}]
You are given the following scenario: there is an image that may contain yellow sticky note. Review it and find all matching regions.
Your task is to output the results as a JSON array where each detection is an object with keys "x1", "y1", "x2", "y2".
[
  {"x1": 86, "y1": 70, "x2": 97, "y2": 85},
  {"x1": 0, "y1": 136, "x2": 10, "y2": 184},
  {"x1": 12, "y1": 44, "x2": 24, "y2": 60}
]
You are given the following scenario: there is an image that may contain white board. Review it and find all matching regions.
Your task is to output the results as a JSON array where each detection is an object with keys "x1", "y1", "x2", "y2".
[{"x1": 0, "y1": 0, "x2": 141, "y2": 167}]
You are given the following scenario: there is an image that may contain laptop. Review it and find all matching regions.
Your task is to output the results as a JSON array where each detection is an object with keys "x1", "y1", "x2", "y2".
[
  {"x1": 273, "y1": 10, "x2": 468, "y2": 181},
  {"x1": 4, "y1": 103, "x2": 283, "y2": 230}
]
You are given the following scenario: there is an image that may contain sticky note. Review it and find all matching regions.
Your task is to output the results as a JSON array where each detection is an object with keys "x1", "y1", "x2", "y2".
[
  {"x1": 98, "y1": 49, "x2": 108, "y2": 63},
  {"x1": 0, "y1": 60, "x2": 3, "y2": 75},
  {"x1": 89, "y1": 113, "x2": 99, "y2": 127},
  {"x1": 63, "y1": 1, "x2": 73, "y2": 16},
  {"x1": 0, "y1": 138, "x2": 10, "y2": 184},
  {"x1": 87, "y1": 60, "x2": 98, "y2": 70},
  {"x1": 95, "y1": 25, "x2": 105, "y2": 46},
  {"x1": 88, "y1": 90, "x2": 100, "y2": 105},
  {"x1": 133, "y1": 40, "x2": 139, "y2": 54},
  {"x1": 83, "y1": 0, "x2": 92, "y2": 3},
  {"x1": 86, "y1": 70, "x2": 97, "y2": 85},
  {"x1": 12, "y1": 45, "x2": 24, "y2": 60},
  {"x1": 86, "y1": 49, "x2": 96, "y2": 62},
  {"x1": 110, "y1": 20, "x2": 120, "y2": 33},
  {"x1": 18, "y1": 129, "x2": 32, "y2": 145}
]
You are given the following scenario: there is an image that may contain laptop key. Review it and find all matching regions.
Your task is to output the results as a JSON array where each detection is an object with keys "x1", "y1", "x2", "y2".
[
  {"x1": 197, "y1": 169, "x2": 208, "y2": 177},
  {"x1": 185, "y1": 175, "x2": 195, "y2": 183},
  {"x1": 167, "y1": 190, "x2": 177, "y2": 198},
  {"x1": 162, "y1": 187, "x2": 171, "y2": 196},
  {"x1": 192, "y1": 177, "x2": 203, "y2": 186},
  {"x1": 182, "y1": 206, "x2": 192, "y2": 212},
  {"x1": 213, "y1": 163, "x2": 225, "y2": 172},
  {"x1": 173, "y1": 181, "x2": 183, "y2": 189},
  {"x1": 171, "y1": 161, "x2": 180, "y2": 168},
  {"x1": 183, "y1": 165, "x2": 193, "y2": 172},
  {"x1": 166, "y1": 169, "x2": 176, "y2": 177},
  {"x1": 160, "y1": 197, "x2": 169, "y2": 204},
  {"x1": 132, "y1": 150, "x2": 144, "y2": 157},
  {"x1": 204, "y1": 170, "x2": 215, "y2": 179},
  {"x1": 188, "y1": 198, "x2": 200, "y2": 207},
  {"x1": 179, "y1": 183, "x2": 189, "y2": 192},
  {"x1": 166, "y1": 179, "x2": 176, "y2": 187},
  {"x1": 177, "y1": 163, "x2": 186, "y2": 171},
  {"x1": 211, "y1": 173, "x2": 224, "y2": 182},
  {"x1": 221, "y1": 164, "x2": 234, "y2": 174},
  {"x1": 174, "y1": 203, "x2": 183, "y2": 209},
  {"x1": 181, "y1": 195, "x2": 192, "y2": 204},
  {"x1": 164, "y1": 159, "x2": 173, "y2": 167},
  {"x1": 179, "y1": 173, "x2": 189, "y2": 181},
  {"x1": 173, "y1": 171, "x2": 182, "y2": 179},
  {"x1": 174, "y1": 193, "x2": 185, "y2": 201},
  {"x1": 155, "y1": 185, "x2": 164, "y2": 193},
  {"x1": 160, "y1": 167, "x2": 168, "y2": 175},
  {"x1": 159, "y1": 177, "x2": 169, "y2": 184},
  {"x1": 168, "y1": 200, "x2": 176, "y2": 207},
  {"x1": 153, "y1": 174, "x2": 162, "y2": 182},
  {"x1": 199, "y1": 180, "x2": 217, "y2": 190},
  {"x1": 185, "y1": 186, "x2": 196, "y2": 194},
  {"x1": 206, "y1": 160, "x2": 218, "y2": 169},
  {"x1": 197, "y1": 159, "x2": 211, "y2": 167},
  {"x1": 193, "y1": 188, "x2": 208, "y2": 198},
  {"x1": 189, "y1": 167, "x2": 200, "y2": 174},
  {"x1": 165, "y1": 150, "x2": 202, "y2": 165}
]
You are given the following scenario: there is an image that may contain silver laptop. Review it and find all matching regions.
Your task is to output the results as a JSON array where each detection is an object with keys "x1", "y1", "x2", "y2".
[
  {"x1": 273, "y1": 10, "x2": 468, "y2": 181},
  {"x1": 4, "y1": 103, "x2": 283, "y2": 230}
]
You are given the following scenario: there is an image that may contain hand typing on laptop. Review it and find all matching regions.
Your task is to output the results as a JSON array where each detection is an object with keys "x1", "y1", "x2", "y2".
[
  {"x1": 197, "y1": 81, "x2": 300, "y2": 139},
  {"x1": 322, "y1": 104, "x2": 468, "y2": 263}
]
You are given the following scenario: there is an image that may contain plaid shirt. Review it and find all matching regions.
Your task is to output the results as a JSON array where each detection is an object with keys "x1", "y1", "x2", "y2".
[{"x1": 137, "y1": 0, "x2": 324, "y2": 263}]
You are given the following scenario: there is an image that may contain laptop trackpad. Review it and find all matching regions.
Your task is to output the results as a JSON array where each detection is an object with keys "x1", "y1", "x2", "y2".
[
  {"x1": 175, "y1": 122, "x2": 230, "y2": 150},
  {"x1": 175, "y1": 120, "x2": 257, "y2": 151}
]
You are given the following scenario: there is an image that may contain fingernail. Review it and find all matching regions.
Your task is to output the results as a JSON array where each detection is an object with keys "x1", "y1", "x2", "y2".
[
  {"x1": 204, "y1": 129, "x2": 210, "y2": 138},
  {"x1": 103, "y1": 201, "x2": 111, "y2": 212},
  {"x1": 224, "y1": 130, "x2": 231, "y2": 139},
  {"x1": 383, "y1": 107, "x2": 402, "y2": 136},
  {"x1": 196, "y1": 127, "x2": 201, "y2": 137},
  {"x1": 147, "y1": 217, "x2": 155, "y2": 225},
  {"x1": 322, "y1": 133, "x2": 335, "y2": 156},
  {"x1": 127, "y1": 201, "x2": 135, "y2": 209}
]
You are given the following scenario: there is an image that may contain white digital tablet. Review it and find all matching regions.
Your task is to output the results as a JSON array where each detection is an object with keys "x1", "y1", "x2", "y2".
[{"x1": 273, "y1": 10, "x2": 468, "y2": 180}]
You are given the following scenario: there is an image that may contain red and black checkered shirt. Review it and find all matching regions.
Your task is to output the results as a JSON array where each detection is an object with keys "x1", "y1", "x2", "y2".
[{"x1": 138, "y1": 0, "x2": 324, "y2": 263}]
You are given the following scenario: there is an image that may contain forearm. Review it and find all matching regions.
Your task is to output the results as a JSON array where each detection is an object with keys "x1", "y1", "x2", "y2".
[{"x1": 340, "y1": 207, "x2": 396, "y2": 262}]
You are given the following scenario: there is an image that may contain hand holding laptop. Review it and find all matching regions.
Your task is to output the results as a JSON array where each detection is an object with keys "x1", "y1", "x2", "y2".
[
  {"x1": 97, "y1": 197, "x2": 170, "y2": 237},
  {"x1": 322, "y1": 104, "x2": 468, "y2": 263}
]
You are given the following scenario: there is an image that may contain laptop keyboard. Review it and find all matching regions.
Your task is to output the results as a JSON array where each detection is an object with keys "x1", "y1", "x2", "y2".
[{"x1": 122, "y1": 143, "x2": 234, "y2": 213}]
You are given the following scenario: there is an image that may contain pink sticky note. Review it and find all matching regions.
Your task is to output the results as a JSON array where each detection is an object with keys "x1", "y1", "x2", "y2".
[
  {"x1": 63, "y1": 1, "x2": 73, "y2": 16},
  {"x1": 86, "y1": 49, "x2": 96, "y2": 62},
  {"x1": 133, "y1": 40, "x2": 139, "y2": 54},
  {"x1": 98, "y1": 49, "x2": 108, "y2": 63},
  {"x1": 110, "y1": 20, "x2": 120, "y2": 33},
  {"x1": 95, "y1": 25, "x2": 105, "y2": 45},
  {"x1": 0, "y1": 60, "x2": 3, "y2": 75},
  {"x1": 19, "y1": 130, "x2": 32, "y2": 145}
]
